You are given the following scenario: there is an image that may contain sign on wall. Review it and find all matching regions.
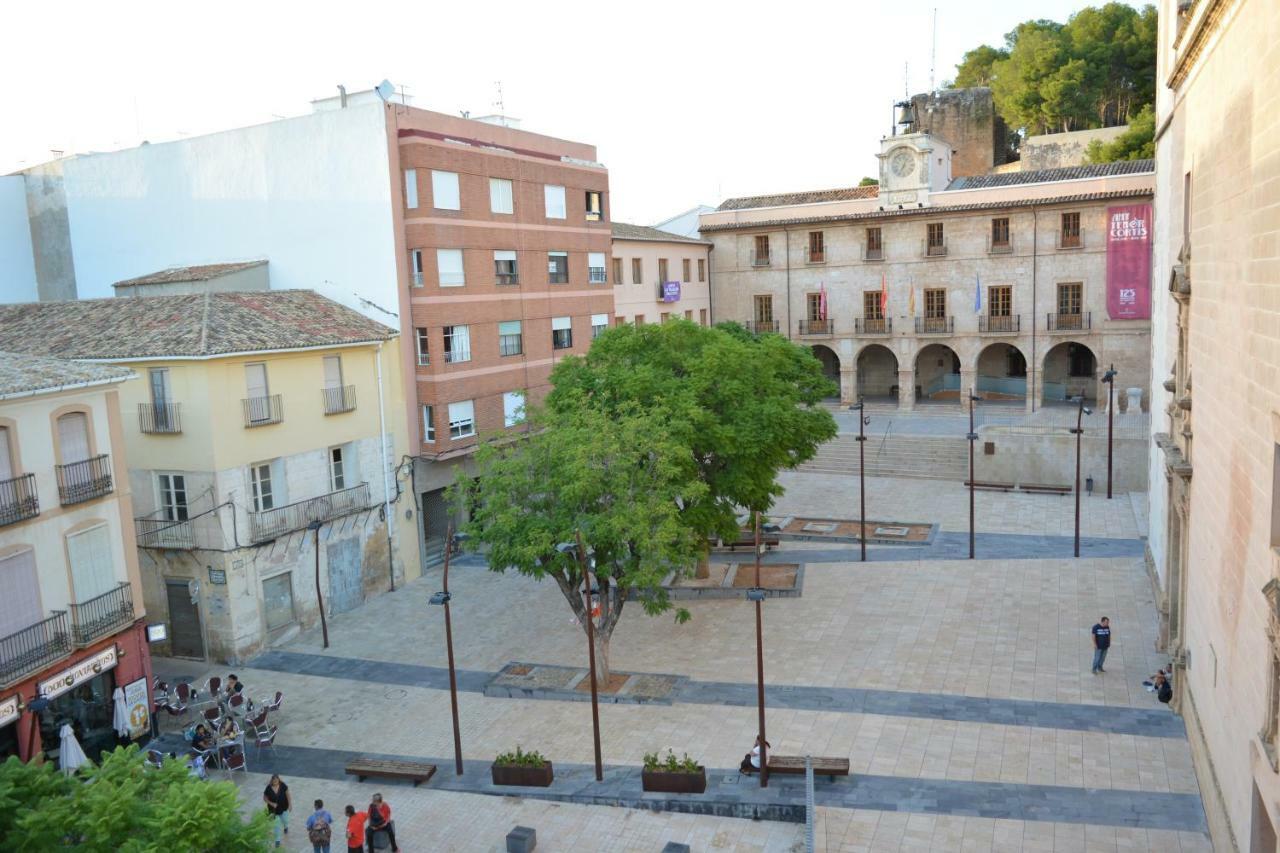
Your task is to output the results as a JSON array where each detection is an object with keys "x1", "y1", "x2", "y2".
[
  {"x1": 123, "y1": 677, "x2": 150, "y2": 738},
  {"x1": 38, "y1": 646, "x2": 118, "y2": 701},
  {"x1": 662, "y1": 281, "x2": 681, "y2": 303},
  {"x1": 0, "y1": 694, "x2": 19, "y2": 728},
  {"x1": 1105, "y1": 203, "x2": 1152, "y2": 320}
]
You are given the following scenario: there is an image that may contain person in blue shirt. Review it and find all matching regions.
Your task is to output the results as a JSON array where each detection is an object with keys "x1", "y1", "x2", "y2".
[
  {"x1": 306, "y1": 799, "x2": 334, "y2": 853},
  {"x1": 1091, "y1": 617, "x2": 1112, "y2": 674}
]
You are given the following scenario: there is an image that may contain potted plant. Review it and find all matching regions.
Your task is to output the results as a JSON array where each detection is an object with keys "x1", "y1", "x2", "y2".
[
  {"x1": 491, "y1": 746, "x2": 554, "y2": 787},
  {"x1": 641, "y1": 749, "x2": 706, "y2": 794}
]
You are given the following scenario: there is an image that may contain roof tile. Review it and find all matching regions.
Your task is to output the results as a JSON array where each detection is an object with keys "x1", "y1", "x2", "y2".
[{"x1": 0, "y1": 352, "x2": 133, "y2": 397}]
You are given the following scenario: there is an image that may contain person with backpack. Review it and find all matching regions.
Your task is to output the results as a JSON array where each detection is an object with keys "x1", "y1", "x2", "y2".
[{"x1": 306, "y1": 799, "x2": 334, "y2": 853}]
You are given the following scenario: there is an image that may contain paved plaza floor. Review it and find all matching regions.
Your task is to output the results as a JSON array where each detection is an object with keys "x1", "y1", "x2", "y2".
[{"x1": 152, "y1": 470, "x2": 1211, "y2": 851}]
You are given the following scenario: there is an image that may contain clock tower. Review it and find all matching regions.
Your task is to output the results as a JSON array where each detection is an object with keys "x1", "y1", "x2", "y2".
[{"x1": 876, "y1": 132, "x2": 953, "y2": 208}]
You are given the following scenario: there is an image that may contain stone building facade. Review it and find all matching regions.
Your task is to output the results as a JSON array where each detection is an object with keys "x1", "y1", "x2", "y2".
[
  {"x1": 610, "y1": 223, "x2": 712, "y2": 327},
  {"x1": 1146, "y1": 0, "x2": 1280, "y2": 850}
]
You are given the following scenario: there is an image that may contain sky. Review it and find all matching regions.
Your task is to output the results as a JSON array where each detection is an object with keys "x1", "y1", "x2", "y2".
[{"x1": 2, "y1": 0, "x2": 1138, "y2": 225}]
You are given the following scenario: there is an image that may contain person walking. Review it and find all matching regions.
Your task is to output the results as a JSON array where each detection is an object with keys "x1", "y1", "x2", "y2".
[
  {"x1": 306, "y1": 799, "x2": 334, "y2": 853},
  {"x1": 1091, "y1": 617, "x2": 1112, "y2": 674},
  {"x1": 344, "y1": 804, "x2": 368, "y2": 853},
  {"x1": 367, "y1": 793, "x2": 398, "y2": 852},
  {"x1": 262, "y1": 774, "x2": 292, "y2": 848}
]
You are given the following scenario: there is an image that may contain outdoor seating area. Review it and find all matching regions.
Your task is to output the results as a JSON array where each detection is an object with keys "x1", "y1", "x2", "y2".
[{"x1": 149, "y1": 675, "x2": 284, "y2": 778}]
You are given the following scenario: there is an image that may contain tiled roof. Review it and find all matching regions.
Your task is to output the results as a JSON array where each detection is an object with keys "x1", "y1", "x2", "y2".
[
  {"x1": 0, "y1": 351, "x2": 134, "y2": 398},
  {"x1": 113, "y1": 260, "x2": 267, "y2": 287},
  {"x1": 946, "y1": 160, "x2": 1155, "y2": 190},
  {"x1": 717, "y1": 185, "x2": 879, "y2": 211},
  {"x1": 698, "y1": 188, "x2": 1153, "y2": 233},
  {"x1": 0, "y1": 291, "x2": 397, "y2": 360},
  {"x1": 611, "y1": 222, "x2": 710, "y2": 245}
]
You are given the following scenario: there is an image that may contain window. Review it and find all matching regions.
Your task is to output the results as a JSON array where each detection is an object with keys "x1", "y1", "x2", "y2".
[
  {"x1": 490, "y1": 178, "x2": 514, "y2": 214},
  {"x1": 432, "y1": 170, "x2": 460, "y2": 210},
  {"x1": 244, "y1": 363, "x2": 271, "y2": 423},
  {"x1": 635, "y1": 315, "x2": 645, "y2": 325},
  {"x1": 498, "y1": 320, "x2": 523, "y2": 356},
  {"x1": 158, "y1": 473, "x2": 188, "y2": 521},
  {"x1": 410, "y1": 249, "x2": 424, "y2": 286},
  {"x1": 323, "y1": 355, "x2": 343, "y2": 391},
  {"x1": 697, "y1": 259, "x2": 705, "y2": 282},
  {"x1": 754, "y1": 295, "x2": 773, "y2": 323},
  {"x1": 67, "y1": 524, "x2": 115, "y2": 602},
  {"x1": 585, "y1": 190, "x2": 603, "y2": 221},
  {"x1": 494, "y1": 250, "x2": 518, "y2": 285},
  {"x1": 682, "y1": 259, "x2": 691, "y2": 281},
  {"x1": 1061, "y1": 212, "x2": 1081, "y2": 248},
  {"x1": 0, "y1": 426, "x2": 12, "y2": 480},
  {"x1": 0, "y1": 549, "x2": 39, "y2": 640},
  {"x1": 415, "y1": 328, "x2": 430, "y2": 366},
  {"x1": 924, "y1": 288, "x2": 946, "y2": 318},
  {"x1": 808, "y1": 231, "x2": 825, "y2": 262},
  {"x1": 864, "y1": 291, "x2": 883, "y2": 320},
  {"x1": 865, "y1": 227, "x2": 882, "y2": 259},
  {"x1": 448, "y1": 400, "x2": 475, "y2": 439},
  {"x1": 544, "y1": 184, "x2": 566, "y2": 219},
  {"x1": 1068, "y1": 342, "x2": 1095, "y2": 377},
  {"x1": 753, "y1": 235, "x2": 770, "y2": 265},
  {"x1": 548, "y1": 252, "x2": 568, "y2": 284},
  {"x1": 615, "y1": 316, "x2": 626, "y2": 327},
  {"x1": 1058, "y1": 282, "x2": 1083, "y2": 315},
  {"x1": 659, "y1": 259, "x2": 669, "y2": 281},
  {"x1": 991, "y1": 217, "x2": 1010, "y2": 248},
  {"x1": 806, "y1": 293, "x2": 823, "y2": 322},
  {"x1": 149, "y1": 368, "x2": 171, "y2": 407},
  {"x1": 685, "y1": 310, "x2": 693, "y2": 320},
  {"x1": 989, "y1": 285, "x2": 1012, "y2": 317},
  {"x1": 661, "y1": 312, "x2": 670, "y2": 323},
  {"x1": 422, "y1": 405, "x2": 435, "y2": 443},
  {"x1": 927, "y1": 223, "x2": 945, "y2": 255},
  {"x1": 504, "y1": 391, "x2": 526, "y2": 427},
  {"x1": 591, "y1": 313, "x2": 608, "y2": 339},
  {"x1": 612, "y1": 257, "x2": 622, "y2": 285},
  {"x1": 57, "y1": 411, "x2": 91, "y2": 464},
  {"x1": 329, "y1": 446, "x2": 345, "y2": 491},
  {"x1": 632, "y1": 258, "x2": 642, "y2": 284},
  {"x1": 250, "y1": 462, "x2": 274, "y2": 512},
  {"x1": 588, "y1": 252, "x2": 607, "y2": 283},
  {"x1": 699, "y1": 308, "x2": 707, "y2": 326},
  {"x1": 552, "y1": 316, "x2": 573, "y2": 349},
  {"x1": 437, "y1": 249, "x2": 465, "y2": 286},
  {"x1": 404, "y1": 169, "x2": 419, "y2": 209},
  {"x1": 443, "y1": 325, "x2": 471, "y2": 363}
]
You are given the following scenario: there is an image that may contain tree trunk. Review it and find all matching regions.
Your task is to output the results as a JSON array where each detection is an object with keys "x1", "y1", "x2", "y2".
[
  {"x1": 694, "y1": 542, "x2": 711, "y2": 580},
  {"x1": 591, "y1": 631, "x2": 611, "y2": 683},
  {"x1": 548, "y1": 566, "x2": 621, "y2": 684}
]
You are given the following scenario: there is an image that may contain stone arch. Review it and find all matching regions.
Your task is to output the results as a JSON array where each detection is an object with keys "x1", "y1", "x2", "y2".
[
  {"x1": 974, "y1": 342, "x2": 1028, "y2": 404},
  {"x1": 855, "y1": 343, "x2": 899, "y2": 405},
  {"x1": 913, "y1": 343, "x2": 961, "y2": 402},
  {"x1": 1042, "y1": 340, "x2": 1098, "y2": 406},
  {"x1": 810, "y1": 345, "x2": 840, "y2": 398}
]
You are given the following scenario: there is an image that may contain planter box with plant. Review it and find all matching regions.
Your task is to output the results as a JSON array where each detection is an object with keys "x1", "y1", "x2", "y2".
[
  {"x1": 641, "y1": 750, "x2": 706, "y2": 794},
  {"x1": 491, "y1": 747, "x2": 554, "y2": 787}
]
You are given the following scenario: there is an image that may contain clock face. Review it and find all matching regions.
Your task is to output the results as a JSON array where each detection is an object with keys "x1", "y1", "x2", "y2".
[{"x1": 890, "y1": 151, "x2": 916, "y2": 178}]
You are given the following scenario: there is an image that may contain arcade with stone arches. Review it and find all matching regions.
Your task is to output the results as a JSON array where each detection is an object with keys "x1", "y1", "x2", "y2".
[{"x1": 810, "y1": 344, "x2": 841, "y2": 398}]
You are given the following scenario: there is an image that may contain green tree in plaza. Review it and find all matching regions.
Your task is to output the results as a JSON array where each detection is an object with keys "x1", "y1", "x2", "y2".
[
  {"x1": 0, "y1": 746, "x2": 271, "y2": 851},
  {"x1": 459, "y1": 320, "x2": 837, "y2": 680}
]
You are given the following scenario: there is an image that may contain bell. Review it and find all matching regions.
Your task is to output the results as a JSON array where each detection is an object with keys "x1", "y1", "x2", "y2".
[{"x1": 896, "y1": 101, "x2": 916, "y2": 130}]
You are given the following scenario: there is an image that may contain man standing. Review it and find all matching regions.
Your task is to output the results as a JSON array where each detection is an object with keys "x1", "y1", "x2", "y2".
[
  {"x1": 306, "y1": 799, "x2": 333, "y2": 853},
  {"x1": 344, "y1": 805, "x2": 367, "y2": 853},
  {"x1": 1091, "y1": 617, "x2": 1112, "y2": 674}
]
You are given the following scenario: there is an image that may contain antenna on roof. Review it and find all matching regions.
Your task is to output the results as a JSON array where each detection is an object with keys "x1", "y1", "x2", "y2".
[
  {"x1": 493, "y1": 81, "x2": 505, "y2": 114},
  {"x1": 374, "y1": 80, "x2": 394, "y2": 103},
  {"x1": 904, "y1": 62, "x2": 909, "y2": 99},
  {"x1": 928, "y1": 8, "x2": 937, "y2": 112}
]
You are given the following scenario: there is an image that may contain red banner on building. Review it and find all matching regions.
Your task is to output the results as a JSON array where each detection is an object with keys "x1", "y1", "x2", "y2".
[{"x1": 1106, "y1": 203, "x2": 1152, "y2": 320}]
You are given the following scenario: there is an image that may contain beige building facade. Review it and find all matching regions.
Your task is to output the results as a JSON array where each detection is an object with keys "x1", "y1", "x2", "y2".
[
  {"x1": 1147, "y1": 1, "x2": 1280, "y2": 850},
  {"x1": 610, "y1": 223, "x2": 711, "y2": 327}
]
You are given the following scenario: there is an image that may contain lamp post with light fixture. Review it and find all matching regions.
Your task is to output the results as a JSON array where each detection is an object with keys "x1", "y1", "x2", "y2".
[
  {"x1": 1071, "y1": 396, "x2": 1093, "y2": 558},
  {"x1": 429, "y1": 525, "x2": 466, "y2": 775},
  {"x1": 307, "y1": 519, "x2": 329, "y2": 649},
  {"x1": 1101, "y1": 365, "x2": 1117, "y2": 499},
  {"x1": 852, "y1": 398, "x2": 869, "y2": 562}
]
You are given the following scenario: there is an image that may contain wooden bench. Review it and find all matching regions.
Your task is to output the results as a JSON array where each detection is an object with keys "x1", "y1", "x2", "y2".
[
  {"x1": 1018, "y1": 483, "x2": 1072, "y2": 495},
  {"x1": 715, "y1": 534, "x2": 780, "y2": 552},
  {"x1": 345, "y1": 758, "x2": 437, "y2": 787},
  {"x1": 765, "y1": 755, "x2": 851, "y2": 782},
  {"x1": 964, "y1": 480, "x2": 1016, "y2": 492}
]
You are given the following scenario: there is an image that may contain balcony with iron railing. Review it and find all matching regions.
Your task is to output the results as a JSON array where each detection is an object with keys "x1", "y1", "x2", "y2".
[
  {"x1": 411, "y1": 271, "x2": 424, "y2": 286},
  {"x1": 798, "y1": 320, "x2": 833, "y2": 336},
  {"x1": 322, "y1": 385, "x2": 357, "y2": 415},
  {"x1": 0, "y1": 611, "x2": 71, "y2": 687},
  {"x1": 804, "y1": 246, "x2": 826, "y2": 264},
  {"x1": 750, "y1": 250, "x2": 771, "y2": 267},
  {"x1": 745, "y1": 320, "x2": 778, "y2": 334},
  {"x1": 914, "y1": 316, "x2": 954, "y2": 335},
  {"x1": 69, "y1": 582, "x2": 135, "y2": 648},
  {"x1": 56, "y1": 455, "x2": 113, "y2": 506},
  {"x1": 0, "y1": 473, "x2": 39, "y2": 526},
  {"x1": 242, "y1": 394, "x2": 283, "y2": 427},
  {"x1": 924, "y1": 240, "x2": 948, "y2": 258},
  {"x1": 987, "y1": 235, "x2": 1013, "y2": 255},
  {"x1": 135, "y1": 503, "x2": 225, "y2": 551},
  {"x1": 855, "y1": 317, "x2": 892, "y2": 335},
  {"x1": 863, "y1": 245, "x2": 883, "y2": 261},
  {"x1": 1047, "y1": 311, "x2": 1091, "y2": 331},
  {"x1": 248, "y1": 481, "x2": 371, "y2": 543},
  {"x1": 138, "y1": 402, "x2": 182, "y2": 434},
  {"x1": 1057, "y1": 233, "x2": 1084, "y2": 250},
  {"x1": 979, "y1": 314, "x2": 1021, "y2": 334}
]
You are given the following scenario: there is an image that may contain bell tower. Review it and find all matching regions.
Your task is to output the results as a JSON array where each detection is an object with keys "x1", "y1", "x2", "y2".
[{"x1": 876, "y1": 131, "x2": 953, "y2": 209}]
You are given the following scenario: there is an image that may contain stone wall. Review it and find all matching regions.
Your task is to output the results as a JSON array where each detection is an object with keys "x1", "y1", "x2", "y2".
[
  {"x1": 909, "y1": 88, "x2": 1012, "y2": 178},
  {"x1": 1021, "y1": 126, "x2": 1130, "y2": 172},
  {"x1": 974, "y1": 425, "x2": 1149, "y2": 493}
]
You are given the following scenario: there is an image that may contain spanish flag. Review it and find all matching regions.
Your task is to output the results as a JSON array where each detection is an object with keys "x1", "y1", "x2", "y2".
[
  {"x1": 908, "y1": 283, "x2": 915, "y2": 317},
  {"x1": 880, "y1": 273, "x2": 887, "y2": 315}
]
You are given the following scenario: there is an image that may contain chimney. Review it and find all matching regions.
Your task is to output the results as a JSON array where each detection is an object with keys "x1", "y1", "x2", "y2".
[{"x1": 337, "y1": 85, "x2": 347, "y2": 108}]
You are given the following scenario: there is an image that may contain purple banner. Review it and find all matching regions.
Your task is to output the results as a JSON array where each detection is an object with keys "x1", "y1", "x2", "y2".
[
  {"x1": 662, "y1": 281, "x2": 681, "y2": 303},
  {"x1": 1106, "y1": 204, "x2": 1152, "y2": 320}
]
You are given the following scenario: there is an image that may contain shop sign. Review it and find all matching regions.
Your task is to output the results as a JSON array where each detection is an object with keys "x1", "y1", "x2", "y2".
[
  {"x1": 38, "y1": 646, "x2": 118, "y2": 701},
  {"x1": 0, "y1": 694, "x2": 18, "y2": 728},
  {"x1": 123, "y1": 677, "x2": 150, "y2": 738}
]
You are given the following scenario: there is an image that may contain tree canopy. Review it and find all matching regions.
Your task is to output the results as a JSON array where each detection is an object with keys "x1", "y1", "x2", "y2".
[{"x1": 1085, "y1": 104, "x2": 1156, "y2": 162}]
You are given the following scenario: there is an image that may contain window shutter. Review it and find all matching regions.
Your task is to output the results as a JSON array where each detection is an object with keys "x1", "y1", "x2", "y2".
[
  {"x1": 437, "y1": 249, "x2": 465, "y2": 286},
  {"x1": 0, "y1": 549, "x2": 40, "y2": 638},
  {"x1": 57, "y1": 413, "x2": 90, "y2": 464},
  {"x1": 67, "y1": 525, "x2": 116, "y2": 601},
  {"x1": 498, "y1": 321, "x2": 522, "y2": 336},
  {"x1": 431, "y1": 171, "x2": 460, "y2": 210},
  {"x1": 245, "y1": 364, "x2": 268, "y2": 399},
  {"x1": 323, "y1": 356, "x2": 343, "y2": 389},
  {"x1": 544, "y1": 185, "x2": 566, "y2": 218},
  {"x1": 494, "y1": 250, "x2": 517, "y2": 262},
  {"x1": 0, "y1": 427, "x2": 11, "y2": 481},
  {"x1": 551, "y1": 316, "x2": 572, "y2": 331},
  {"x1": 588, "y1": 252, "x2": 606, "y2": 268}
]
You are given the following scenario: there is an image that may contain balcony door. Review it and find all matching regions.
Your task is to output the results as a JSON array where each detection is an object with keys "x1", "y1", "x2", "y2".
[
  {"x1": 323, "y1": 356, "x2": 343, "y2": 390},
  {"x1": 0, "y1": 549, "x2": 41, "y2": 639},
  {"x1": 57, "y1": 412, "x2": 90, "y2": 465},
  {"x1": 149, "y1": 369, "x2": 173, "y2": 430},
  {"x1": 67, "y1": 524, "x2": 116, "y2": 602},
  {"x1": 158, "y1": 474, "x2": 189, "y2": 522},
  {"x1": 245, "y1": 363, "x2": 270, "y2": 423},
  {"x1": 0, "y1": 426, "x2": 12, "y2": 481}
]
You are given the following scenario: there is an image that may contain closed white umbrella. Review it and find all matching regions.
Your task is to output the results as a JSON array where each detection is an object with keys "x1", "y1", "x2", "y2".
[
  {"x1": 59, "y1": 723, "x2": 89, "y2": 776},
  {"x1": 112, "y1": 687, "x2": 130, "y2": 738}
]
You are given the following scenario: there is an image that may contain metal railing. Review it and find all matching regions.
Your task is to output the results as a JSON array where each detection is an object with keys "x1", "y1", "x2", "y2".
[
  {"x1": 322, "y1": 385, "x2": 357, "y2": 415},
  {"x1": 0, "y1": 473, "x2": 39, "y2": 526},
  {"x1": 444, "y1": 348, "x2": 470, "y2": 364},
  {"x1": 863, "y1": 245, "x2": 883, "y2": 261},
  {"x1": 804, "y1": 246, "x2": 825, "y2": 264},
  {"x1": 750, "y1": 250, "x2": 770, "y2": 267},
  {"x1": 745, "y1": 320, "x2": 778, "y2": 334},
  {"x1": 987, "y1": 235, "x2": 1013, "y2": 254},
  {"x1": 138, "y1": 402, "x2": 182, "y2": 434},
  {"x1": 979, "y1": 314, "x2": 1020, "y2": 333},
  {"x1": 925, "y1": 241, "x2": 948, "y2": 257},
  {"x1": 248, "y1": 481, "x2": 371, "y2": 543},
  {"x1": 242, "y1": 394, "x2": 283, "y2": 427},
  {"x1": 855, "y1": 317, "x2": 891, "y2": 334},
  {"x1": 496, "y1": 272, "x2": 519, "y2": 285},
  {"x1": 588, "y1": 267, "x2": 607, "y2": 283},
  {"x1": 0, "y1": 611, "x2": 70, "y2": 687},
  {"x1": 798, "y1": 320, "x2": 832, "y2": 335},
  {"x1": 69, "y1": 582, "x2": 135, "y2": 648},
  {"x1": 1057, "y1": 233, "x2": 1083, "y2": 250},
  {"x1": 135, "y1": 515, "x2": 196, "y2": 550},
  {"x1": 56, "y1": 455, "x2": 113, "y2": 505},
  {"x1": 914, "y1": 316, "x2": 954, "y2": 334},
  {"x1": 1047, "y1": 311, "x2": 1091, "y2": 331},
  {"x1": 411, "y1": 271, "x2": 424, "y2": 286}
]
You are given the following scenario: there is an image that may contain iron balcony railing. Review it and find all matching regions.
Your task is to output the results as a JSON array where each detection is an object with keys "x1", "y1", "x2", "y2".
[
  {"x1": 979, "y1": 315, "x2": 1021, "y2": 333},
  {"x1": 56, "y1": 455, "x2": 113, "y2": 506},
  {"x1": 411, "y1": 271, "x2": 424, "y2": 286},
  {"x1": 242, "y1": 394, "x2": 283, "y2": 427},
  {"x1": 863, "y1": 245, "x2": 883, "y2": 261},
  {"x1": 138, "y1": 402, "x2": 182, "y2": 434},
  {"x1": 987, "y1": 235, "x2": 1013, "y2": 254},
  {"x1": 1047, "y1": 311, "x2": 1091, "y2": 331},
  {"x1": 0, "y1": 473, "x2": 39, "y2": 526},
  {"x1": 798, "y1": 320, "x2": 833, "y2": 336},
  {"x1": 135, "y1": 515, "x2": 196, "y2": 550},
  {"x1": 588, "y1": 267, "x2": 607, "y2": 283},
  {"x1": 855, "y1": 317, "x2": 891, "y2": 334},
  {"x1": 1057, "y1": 233, "x2": 1084, "y2": 250},
  {"x1": 496, "y1": 271, "x2": 519, "y2": 285},
  {"x1": 248, "y1": 481, "x2": 371, "y2": 543},
  {"x1": 915, "y1": 316, "x2": 954, "y2": 335},
  {"x1": 69, "y1": 582, "x2": 135, "y2": 648},
  {"x1": 804, "y1": 246, "x2": 826, "y2": 264},
  {"x1": 444, "y1": 348, "x2": 470, "y2": 364},
  {"x1": 0, "y1": 611, "x2": 71, "y2": 687},
  {"x1": 750, "y1": 250, "x2": 770, "y2": 267},
  {"x1": 745, "y1": 320, "x2": 778, "y2": 334},
  {"x1": 924, "y1": 241, "x2": 948, "y2": 257},
  {"x1": 322, "y1": 385, "x2": 357, "y2": 415}
]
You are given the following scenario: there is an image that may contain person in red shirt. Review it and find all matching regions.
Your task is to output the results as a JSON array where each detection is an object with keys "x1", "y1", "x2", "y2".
[
  {"x1": 344, "y1": 805, "x2": 366, "y2": 853},
  {"x1": 367, "y1": 793, "x2": 398, "y2": 852}
]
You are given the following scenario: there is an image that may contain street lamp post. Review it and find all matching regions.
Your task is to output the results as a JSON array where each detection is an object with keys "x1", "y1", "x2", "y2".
[
  {"x1": 747, "y1": 510, "x2": 769, "y2": 787},
  {"x1": 966, "y1": 392, "x2": 981, "y2": 560},
  {"x1": 852, "y1": 398, "x2": 869, "y2": 562},
  {"x1": 558, "y1": 534, "x2": 603, "y2": 782},
  {"x1": 1102, "y1": 365, "x2": 1117, "y2": 500},
  {"x1": 429, "y1": 525, "x2": 466, "y2": 776},
  {"x1": 307, "y1": 519, "x2": 329, "y2": 649},
  {"x1": 1070, "y1": 396, "x2": 1093, "y2": 558}
]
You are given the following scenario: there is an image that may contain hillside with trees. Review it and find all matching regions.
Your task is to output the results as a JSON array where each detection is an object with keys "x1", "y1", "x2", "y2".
[{"x1": 947, "y1": 3, "x2": 1157, "y2": 162}]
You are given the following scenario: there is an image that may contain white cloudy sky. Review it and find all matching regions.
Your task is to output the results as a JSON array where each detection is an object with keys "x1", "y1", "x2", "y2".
[{"x1": 2, "y1": 0, "x2": 1137, "y2": 224}]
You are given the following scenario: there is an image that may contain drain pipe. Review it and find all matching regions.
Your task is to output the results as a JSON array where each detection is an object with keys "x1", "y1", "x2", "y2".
[
  {"x1": 375, "y1": 342, "x2": 397, "y2": 591},
  {"x1": 1031, "y1": 208, "x2": 1039, "y2": 413}
]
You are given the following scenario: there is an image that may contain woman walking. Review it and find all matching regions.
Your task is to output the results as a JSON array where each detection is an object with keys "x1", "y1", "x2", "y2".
[{"x1": 263, "y1": 773, "x2": 292, "y2": 848}]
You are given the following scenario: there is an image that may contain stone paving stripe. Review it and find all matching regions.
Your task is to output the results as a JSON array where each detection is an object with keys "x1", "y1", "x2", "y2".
[
  {"x1": 705, "y1": 531, "x2": 1146, "y2": 565},
  {"x1": 249, "y1": 650, "x2": 1186, "y2": 739}
]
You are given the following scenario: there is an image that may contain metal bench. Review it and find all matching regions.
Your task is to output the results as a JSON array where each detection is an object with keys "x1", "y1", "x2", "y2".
[
  {"x1": 964, "y1": 480, "x2": 1016, "y2": 492},
  {"x1": 345, "y1": 757, "x2": 437, "y2": 787},
  {"x1": 765, "y1": 755, "x2": 850, "y2": 782}
]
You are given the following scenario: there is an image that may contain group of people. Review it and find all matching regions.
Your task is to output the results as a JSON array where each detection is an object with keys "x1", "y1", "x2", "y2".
[
  {"x1": 263, "y1": 775, "x2": 400, "y2": 853},
  {"x1": 1090, "y1": 616, "x2": 1174, "y2": 704}
]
